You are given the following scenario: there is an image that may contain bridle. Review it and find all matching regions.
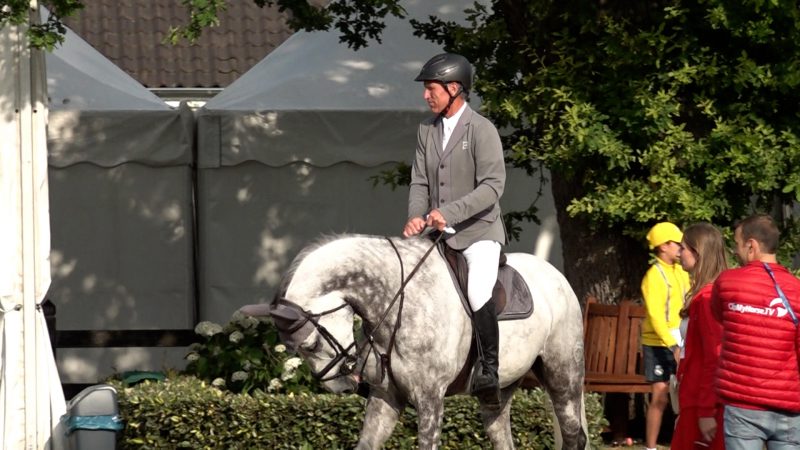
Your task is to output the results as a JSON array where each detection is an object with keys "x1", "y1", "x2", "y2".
[
  {"x1": 268, "y1": 231, "x2": 448, "y2": 383},
  {"x1": 268, "y1": 298, "x2": 358, "y2": 382}
]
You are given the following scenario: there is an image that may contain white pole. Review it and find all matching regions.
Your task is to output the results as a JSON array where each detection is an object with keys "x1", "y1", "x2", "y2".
[
  {"x1": 18, "y1": 2, "x2": 60, "y2": 448},
  {"x1": 18, "y1": 3, "x2": 38, "y2": 449}
]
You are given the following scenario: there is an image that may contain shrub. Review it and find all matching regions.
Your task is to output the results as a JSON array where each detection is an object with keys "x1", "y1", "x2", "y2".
[
  {"x1": 114, "y1": 375, "x2": 607, "y2": 449},
  {"x1": 183, "y1": 312, "x2": 320, "y2": 394}
]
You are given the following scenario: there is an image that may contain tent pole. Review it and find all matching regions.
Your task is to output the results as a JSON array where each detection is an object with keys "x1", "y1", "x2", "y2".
[{"x1": 19, "y1": 4, "x2": 37, "y2": 448}]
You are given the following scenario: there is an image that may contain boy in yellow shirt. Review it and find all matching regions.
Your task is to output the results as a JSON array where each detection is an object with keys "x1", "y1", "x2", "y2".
[{"x1": 641, "y1": 222, "x2": 689, "y2": 450}]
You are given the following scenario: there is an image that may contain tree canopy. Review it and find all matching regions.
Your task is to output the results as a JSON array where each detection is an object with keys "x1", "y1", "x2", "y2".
[
  {"x1": 1, "y1": 0, "x2": 81, "y2": 49},
  {"x1": 7, "y1": 0, "x2": 800, "y2": 300},
  {"x1": 456, "y1": 0, "x2": 800, "y2": 298},
  {"x1": 373, "y1": 0, "x2": 800, "y2": 298}
]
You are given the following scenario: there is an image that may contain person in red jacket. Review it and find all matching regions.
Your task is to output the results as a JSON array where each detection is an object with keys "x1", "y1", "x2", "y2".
[
  {"x1": 671, "y1": 223, "x2": 728, "y2": 450},
  {"x1": 711, "y1": 214, "x2": 800, "y2": 450}
]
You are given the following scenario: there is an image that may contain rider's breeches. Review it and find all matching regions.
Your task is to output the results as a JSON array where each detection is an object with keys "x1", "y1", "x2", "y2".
[{"x1": 462, "y1": 240, "x2": 501, "y2": 311}]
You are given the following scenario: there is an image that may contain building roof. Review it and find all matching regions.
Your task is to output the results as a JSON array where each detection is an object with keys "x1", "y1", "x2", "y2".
[{"x1": 63, "y1": 0, "x2": 296, "y2": 88}]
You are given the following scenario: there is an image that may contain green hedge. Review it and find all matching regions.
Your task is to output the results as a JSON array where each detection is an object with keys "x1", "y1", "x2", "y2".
[{"x1": 114, "y1": 376, "x2": 607, "y2": 449}]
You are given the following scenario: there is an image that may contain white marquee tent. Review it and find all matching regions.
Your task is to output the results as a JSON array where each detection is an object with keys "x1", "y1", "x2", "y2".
[
  {"x1": 3, "y1": 0, "x2": 563, "y2": 407},
  {"x1": 196, "y1": 0, "x2": 562, "y2": 322},
  {"x1": 0, "y1": 4, "x2": 66, "y2": 449},
  {"x1": 44, "y1": 17, "x2": 195, "y2": 384}
]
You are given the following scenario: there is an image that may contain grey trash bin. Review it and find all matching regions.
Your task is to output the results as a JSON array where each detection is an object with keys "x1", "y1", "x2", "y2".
[{"x1": 62, "y1": 384, "x2": 123, "y2": 450}]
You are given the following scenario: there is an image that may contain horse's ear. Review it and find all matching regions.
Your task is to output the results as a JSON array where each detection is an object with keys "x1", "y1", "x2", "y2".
[
  {"x1": 268, "y1": 302, "x2": 316, "y2": 351},
  {"x1": 269, "y1": 303, "x2": 305, "y2": 328},
  {"x1": 238, "y1": 304, "x2": 271, "y2": 316}
]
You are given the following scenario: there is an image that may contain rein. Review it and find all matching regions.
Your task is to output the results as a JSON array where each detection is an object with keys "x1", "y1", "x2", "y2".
[
  {"x1": 350, "y1": 231, "x2": 448, "y2": 384},
  {"x1": 351, "y1": 237, "x2": 405, "y2": 384}
]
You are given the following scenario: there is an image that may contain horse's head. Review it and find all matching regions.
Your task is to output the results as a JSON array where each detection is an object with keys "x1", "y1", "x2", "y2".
[
  {"x1": 269, "y1": 292, "x2": 359, "y2": 394},
  {"x1": 268, "y1": 234, "x2": 417, "y2": 393}
]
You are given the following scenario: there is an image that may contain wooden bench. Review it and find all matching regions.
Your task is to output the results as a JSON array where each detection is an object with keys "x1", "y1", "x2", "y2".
[
  {"x1": 583, "y1": 297, "x2": 650, "y2": 393},
  {"x1": 520, "y1": 297, "x2": 653, "y2": 439},
  {"x1": 582, "y1": 297, "x2": 653, "y2": 440}
]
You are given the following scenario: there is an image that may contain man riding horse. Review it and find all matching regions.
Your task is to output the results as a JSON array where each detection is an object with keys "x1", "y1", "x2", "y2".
[{"x1": 402, "y1": 53, "x2": 506, "y2": 408}]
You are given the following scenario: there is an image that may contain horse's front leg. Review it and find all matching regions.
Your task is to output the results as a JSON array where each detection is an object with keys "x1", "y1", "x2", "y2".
[
  {"x1": 480, "y1": 380, "x2": 520, "y2": 450},
  {"x1": 415, "y1": 396, "x2": 445, "y2": 450},
  {"x1": 356, "y1": 388, "x2": 406, "y2": 450}
]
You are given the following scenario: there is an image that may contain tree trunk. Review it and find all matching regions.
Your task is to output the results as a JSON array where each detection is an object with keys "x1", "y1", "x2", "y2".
[{"x1": 550, "y1": 172, "x2": 648, "y2": 305}]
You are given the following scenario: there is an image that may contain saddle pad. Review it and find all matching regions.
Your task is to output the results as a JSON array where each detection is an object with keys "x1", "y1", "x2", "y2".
[
  {"x1": 439, "y1": 243, "x2": 534, "y2": 321},
  {"x1": 496, "y1": 264, "x2": 533, "y2": 321}
]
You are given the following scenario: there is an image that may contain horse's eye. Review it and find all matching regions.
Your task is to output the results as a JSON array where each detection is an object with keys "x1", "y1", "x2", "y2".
[{"x1": 301, "y1": 338, "x2": 322, "y2": 353}]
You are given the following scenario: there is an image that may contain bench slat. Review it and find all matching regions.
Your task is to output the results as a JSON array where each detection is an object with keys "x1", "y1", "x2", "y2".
[{"x1": 583, "y1": 297, "x2": 648, "y2": 393}]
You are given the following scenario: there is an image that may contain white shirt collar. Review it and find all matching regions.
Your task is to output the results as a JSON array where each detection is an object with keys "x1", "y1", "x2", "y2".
[
  {"x1": 442, "y1": 102, "x2": 467, "y2": 149},
  {"x1": 443, "y1": 102, "x2": 467, "y2": 129}
]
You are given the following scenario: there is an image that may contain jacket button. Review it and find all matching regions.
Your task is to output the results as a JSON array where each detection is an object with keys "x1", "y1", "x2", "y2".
[
  {"x1": 440, "y1": 164, "x2": 445, "y2": 169},
  {"x1": 440, "y1": 199, "x2": 445, "y2": 203},
  {"x1": 439, "y1": 182, "x2": 444, "y2": 186}
]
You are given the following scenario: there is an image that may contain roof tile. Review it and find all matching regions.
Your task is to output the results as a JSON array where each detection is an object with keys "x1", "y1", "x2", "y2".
[{"x1": 64, "y1": 0, "x2": 294, "y2": 88}]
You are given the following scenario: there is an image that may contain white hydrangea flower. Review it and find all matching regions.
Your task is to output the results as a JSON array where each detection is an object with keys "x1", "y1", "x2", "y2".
[
  {"x1": 231, "y1": 371, "x2": 249, "y2": 382},
  {"x1": 240, "y1": 316, "x2": 259, "y2": 330},
  {"x1": 283, "y1": 357, "x2": 303, "y2": 371},
  {"x1": 242, "y1": 361, "x2": 252, "y2": 371},
  {"x1": 211, "y1": 377, "x2": 226, "y2": 388},
  {"x1": 185, "y1": 352, "x2": 200, "y2": 362},
  {"x1": 228, "y1": 331, "x2": 244, "y2": 343},
  {"x1": 274, "y1": 344, "x2": 286, "y2": 353},
  {"x1": 195, "y1": 321, "x2": 223, "y2": 337},
  {"x1": 268, "y1": 378, "x2": 283, "y2": 392},
  {"x1": 230, "y1": 310, "x2": 246, "y2": 323}
]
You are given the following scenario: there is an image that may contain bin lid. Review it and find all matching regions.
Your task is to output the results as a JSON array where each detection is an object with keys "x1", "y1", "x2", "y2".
[
  {"x1": 121, "y1": 370, "x2": 166, "y2": 386},
  {"x1": 67, "y1": 384, "x2": 119, "y2": 416}
]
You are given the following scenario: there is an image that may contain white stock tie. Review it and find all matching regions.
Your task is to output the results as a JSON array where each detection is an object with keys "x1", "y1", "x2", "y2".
[{"x1": 442, "y1": 123, "x2": 453, "y2": 150}]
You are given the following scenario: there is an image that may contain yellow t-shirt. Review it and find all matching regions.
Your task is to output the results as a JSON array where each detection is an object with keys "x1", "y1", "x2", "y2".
[{"x1": 640, "y1": 257, "x2": 689, "y2": 348}]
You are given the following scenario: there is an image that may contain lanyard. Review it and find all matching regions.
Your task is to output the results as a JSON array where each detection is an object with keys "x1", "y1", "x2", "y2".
[
  {"x1": 763, "y1": 262, "x2": 799, "y2": 326},
  {"x1": 655, "y1": 262, "x2": 686, "y2": 323}
]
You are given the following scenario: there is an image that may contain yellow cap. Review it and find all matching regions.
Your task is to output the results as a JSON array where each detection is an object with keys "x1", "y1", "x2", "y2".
[{"x1": 646, "y1": 222, "x2": 683, "y2": 249}]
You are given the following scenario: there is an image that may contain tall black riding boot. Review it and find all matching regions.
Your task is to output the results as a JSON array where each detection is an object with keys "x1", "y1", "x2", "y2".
[{"x1": 471, "y1": 298, "x2": 500, "y2": 408}]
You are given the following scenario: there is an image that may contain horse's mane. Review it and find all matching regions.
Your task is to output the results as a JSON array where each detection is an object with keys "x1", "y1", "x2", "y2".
[{"x1": 277, "y1": 233, "x2": 410, "y2": 296}]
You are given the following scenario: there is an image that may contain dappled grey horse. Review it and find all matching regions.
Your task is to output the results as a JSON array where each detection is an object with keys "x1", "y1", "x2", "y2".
[{"x1": 263, "y1": 234, "x2": 587, "y2": 449}]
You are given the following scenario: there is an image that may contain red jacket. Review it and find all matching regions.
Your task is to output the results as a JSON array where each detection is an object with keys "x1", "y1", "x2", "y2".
[
  {"x1": 711, "y1": 261, "x2": 800, "y2": 412},
  {"x1": 677, "y1": 284, "x2": 722, "y2": 418}
]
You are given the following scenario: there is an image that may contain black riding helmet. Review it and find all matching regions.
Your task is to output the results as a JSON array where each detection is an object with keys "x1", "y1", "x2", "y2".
[{"x1": 414, "y1": 53, "x2": 473, "y2": 94}]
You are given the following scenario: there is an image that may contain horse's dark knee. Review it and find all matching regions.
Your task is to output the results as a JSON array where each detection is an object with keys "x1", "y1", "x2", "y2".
[
  {"x1": 561, "y1": 427, "x2": 587, "y2": 450},
  {"x1": 560, "y1": 418, "x2": 582, "y2": 437}
]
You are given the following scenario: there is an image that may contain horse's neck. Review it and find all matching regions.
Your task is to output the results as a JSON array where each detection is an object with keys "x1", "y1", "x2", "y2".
[
  {"x1": 293, "y1": 235, "x2": 457, "y2": 329},
  {"x1": 349, "y1": 239, "x2": 462, "y2": 342}
]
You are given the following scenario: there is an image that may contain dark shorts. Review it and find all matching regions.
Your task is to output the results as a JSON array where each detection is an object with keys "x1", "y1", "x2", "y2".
[{"x1": 643, "y1": 345, "x2": 676, "y2": 383}]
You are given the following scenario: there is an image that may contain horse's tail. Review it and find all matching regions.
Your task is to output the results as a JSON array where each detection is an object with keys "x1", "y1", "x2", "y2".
[{"x1": 580, "y1": 392, "x2": 589, "y2": 449}]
